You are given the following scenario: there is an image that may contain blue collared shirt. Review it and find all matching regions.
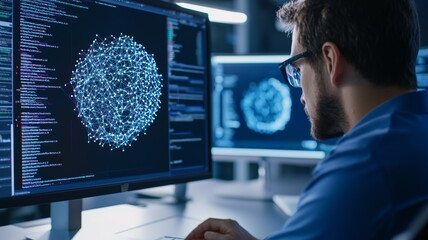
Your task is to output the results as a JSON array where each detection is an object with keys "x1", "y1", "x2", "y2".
[{"x1": 266, "y1": 90, "x2": 428, "y2": 240}]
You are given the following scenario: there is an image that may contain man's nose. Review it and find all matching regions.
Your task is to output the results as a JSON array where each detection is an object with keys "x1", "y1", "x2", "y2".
[{"x1": 300, "y1": 93, "x2": 305, "y2": 106}]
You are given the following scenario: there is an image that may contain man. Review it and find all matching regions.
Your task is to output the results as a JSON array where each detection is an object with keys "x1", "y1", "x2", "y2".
[{"x1": 186, "y1": 0, "x2": 428, "y2": 239}]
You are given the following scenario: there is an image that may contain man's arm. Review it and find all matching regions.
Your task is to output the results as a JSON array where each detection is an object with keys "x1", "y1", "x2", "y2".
[{"x1": 266, "y1": 153, "x2": 391, "y2": 239}]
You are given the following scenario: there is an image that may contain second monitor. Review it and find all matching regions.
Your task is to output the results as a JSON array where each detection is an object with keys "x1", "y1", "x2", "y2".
[{"x1": 211, "y1": 55, "x2": 335, "y2": 162}]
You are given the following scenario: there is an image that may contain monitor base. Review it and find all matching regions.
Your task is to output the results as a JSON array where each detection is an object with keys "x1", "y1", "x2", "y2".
[
  {"x1": 26, "y1": 200, "x2": 82, "y2": 240},
  {"x1": 272, "y1": 194, "x2": 300, "y2": 216},
  {"x1": 215, "y1": 158, "x2": 274, "y2": 200},
  {"x1": 214, "y1": 178, "x2": 273, "y2": 200},
  {"x1": 19, "y1": 204, "x2": 174, "y2": 240},
  {"x1": 134, "y1": 183, "x2": 190, "y2": 205}
]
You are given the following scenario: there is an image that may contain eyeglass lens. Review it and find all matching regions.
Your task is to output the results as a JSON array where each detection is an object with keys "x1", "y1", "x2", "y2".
[{"x1": 286, "y1": 64, "x2": 300, "y2": 87}]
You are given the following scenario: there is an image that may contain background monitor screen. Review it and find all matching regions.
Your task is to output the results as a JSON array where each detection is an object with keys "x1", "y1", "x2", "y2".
[
  {"x1": 417, "y1": 48, "x2": 428, "y2": 88},
  {"x1": 0, "y1": 0, "x2": 211, "y2": 208},
  {"x1": 211, "y1": 55, "x2": 335, "y2": 160}
]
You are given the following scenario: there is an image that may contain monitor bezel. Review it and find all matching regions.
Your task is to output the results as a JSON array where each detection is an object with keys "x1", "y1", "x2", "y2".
[{"x1": 0, "y1": 0, "x2": 212, "y2": 208}]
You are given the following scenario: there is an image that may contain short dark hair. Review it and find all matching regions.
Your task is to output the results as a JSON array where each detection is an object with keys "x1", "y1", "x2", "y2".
[{"x1": 277, "y1": 0, "x2": 420, "y2": 88}]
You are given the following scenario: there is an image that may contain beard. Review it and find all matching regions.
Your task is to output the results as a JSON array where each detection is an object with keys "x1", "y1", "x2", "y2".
[{"x1": 308, "y1": 93, "x2": 346, "y2": 141}]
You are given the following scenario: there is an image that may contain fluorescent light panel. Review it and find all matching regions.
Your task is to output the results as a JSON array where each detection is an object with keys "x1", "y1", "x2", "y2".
[{"x1": 176, "y1": 2, "x2": 247, "y2": 24}]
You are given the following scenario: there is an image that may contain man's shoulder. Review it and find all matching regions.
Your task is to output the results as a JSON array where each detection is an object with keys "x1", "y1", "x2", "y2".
[
  {"x1": 333, "y1": 90, "x2": 428, "y2": 157},
  {"x1": 316, "y1": 99, "x2": 428, "y2": 179}
]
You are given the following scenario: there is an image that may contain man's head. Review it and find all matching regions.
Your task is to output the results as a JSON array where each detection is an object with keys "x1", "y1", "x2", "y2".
[{"x1": 277, "y1": 0, "x2": 420, "y2": 140}]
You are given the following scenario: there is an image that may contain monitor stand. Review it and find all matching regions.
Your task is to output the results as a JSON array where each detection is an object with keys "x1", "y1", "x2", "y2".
[
  {"x1": 27, "y1": 199, "x2": 83, "y2": 240},
  {"x1": 272, "y1": 194, "x2": 300, "y2": 216},
  {"x1": 21, "y1": 201, "x2": 177, "y2": 240},
  {"x1": 215, "y1": 157, "x2": 274, "y2": 200},
  {"x1": 133, "y1": 183, "x2": 190, "y2": 205}
]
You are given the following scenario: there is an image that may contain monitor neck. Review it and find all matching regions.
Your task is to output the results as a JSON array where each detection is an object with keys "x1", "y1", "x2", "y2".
[{"x1": 26, "y1": 199, "x2": 82, "y2": 240}]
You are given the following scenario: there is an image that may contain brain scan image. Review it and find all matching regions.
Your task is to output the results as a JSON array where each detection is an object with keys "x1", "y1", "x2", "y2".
[
  {"x1": 70, "y1": 34, "x2": 163, "y2": 151},
  {"x1": 240, "y1": 78, "x2": 292, "y2": 134}
]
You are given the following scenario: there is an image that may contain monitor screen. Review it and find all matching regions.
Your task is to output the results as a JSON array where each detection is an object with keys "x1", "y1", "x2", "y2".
[
  {"x1": 211, "y1": 55, "x2": 335, "y2": 160},
  {"x1": 417, "y1": 48, "x2": 428, "y2": 88},
  {"x1": 0, "y1": 0, "x2": 211, "y2": 208}
]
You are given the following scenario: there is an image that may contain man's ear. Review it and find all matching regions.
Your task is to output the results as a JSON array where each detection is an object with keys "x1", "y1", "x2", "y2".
[{"x1": 321, "y1": 42, "x2": 345, "y2": 87}]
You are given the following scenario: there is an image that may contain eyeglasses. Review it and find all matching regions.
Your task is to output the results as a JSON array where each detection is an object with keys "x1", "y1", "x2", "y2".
[{"x1": 278, "y1": 50, "x2": 313, "y2": 88}]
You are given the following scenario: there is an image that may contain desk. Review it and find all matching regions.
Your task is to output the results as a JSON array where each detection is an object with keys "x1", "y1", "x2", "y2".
[{"x1": 0, "y1": 179, "x2": 289, "y2": 239}]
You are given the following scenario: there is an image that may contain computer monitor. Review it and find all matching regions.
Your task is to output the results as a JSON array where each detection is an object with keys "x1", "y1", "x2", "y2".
[
  {"x1": 0, "y1": 0, "x2": 211, "y2": 235},
  {"x1": 417, "y1": 48, "x2": 428, "y2": 88},
  {"x1": 211, "y1": 55, "x2": 335, "y2": 163}
]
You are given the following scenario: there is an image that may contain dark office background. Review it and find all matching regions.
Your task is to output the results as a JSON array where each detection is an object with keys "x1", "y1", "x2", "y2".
[{"x1": 184, "y1": 0, "x2": 428, "y2": 54}]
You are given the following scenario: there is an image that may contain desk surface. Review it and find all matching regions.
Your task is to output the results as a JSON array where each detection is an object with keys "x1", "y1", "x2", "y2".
[{"x1": 0, "y1": 179, "x2": 290, "y2": 240}]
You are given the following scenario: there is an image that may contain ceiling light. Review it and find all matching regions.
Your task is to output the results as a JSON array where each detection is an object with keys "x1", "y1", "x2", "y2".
[{"x1": 176, "y1": 2, "x2": 247, "y2": 24}]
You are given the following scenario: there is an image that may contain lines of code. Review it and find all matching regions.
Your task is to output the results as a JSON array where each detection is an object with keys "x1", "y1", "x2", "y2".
[
  {"x1": 0, "y1": 0, "x2": 12, "y2": 197},
  {"x1": 167, "y1": 17, "x2": 209, "y2": 169},
  {"x1": 17, "y1": 0, "x2": 94, "y2": 189}
]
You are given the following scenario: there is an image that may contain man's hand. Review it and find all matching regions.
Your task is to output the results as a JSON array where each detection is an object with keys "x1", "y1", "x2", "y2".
[{"x1": 185, "y1": 218, "x2": 258, "y2": 240}]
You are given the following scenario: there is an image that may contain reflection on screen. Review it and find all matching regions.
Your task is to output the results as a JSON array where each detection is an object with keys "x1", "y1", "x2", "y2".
[{"x1": 417, "y1": 48, "x2": 428, "y2": 88}]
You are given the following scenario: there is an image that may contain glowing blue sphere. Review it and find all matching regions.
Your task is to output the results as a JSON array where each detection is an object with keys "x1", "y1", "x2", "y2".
[
  {"x1": 71, "y1": 34, "x2": 163, "y2": 151},
  {"x1": 240, "y1": 78, "x2": 292, "y2": 134}
]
